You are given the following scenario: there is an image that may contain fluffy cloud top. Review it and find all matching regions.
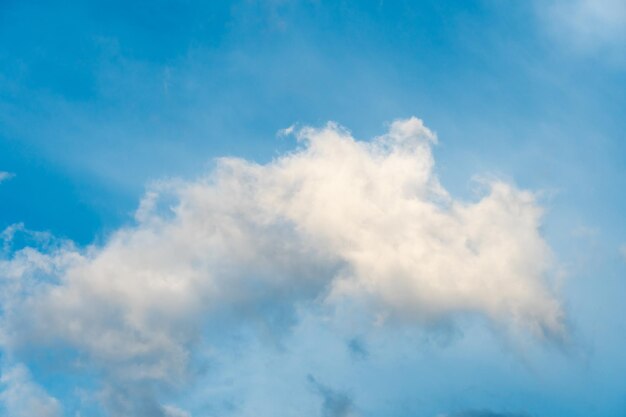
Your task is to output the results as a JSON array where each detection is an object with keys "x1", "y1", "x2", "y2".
[{"x1": 0, "y1": 117, "x2": 563, "y2": 414}]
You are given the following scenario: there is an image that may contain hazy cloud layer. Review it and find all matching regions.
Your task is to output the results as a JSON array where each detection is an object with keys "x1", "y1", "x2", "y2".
[
  {"x1": 309, "y1": 375, "x2": 357, "y2": 417},
  {"x1": 0, "y1": 172, "x2": 14, "y2": 184},
  {"x1": 0, "y1": 365, "x2": 62, "y2": 417},
  {"x1": 0, "y1": 117, "x2": 563, "y2": 415},
  {"x1": 541, "y1": 0, "x2": 626, "y2": 57},
  {"x1": 440, "y1": 410, "x2": 530, "y2": 417}
]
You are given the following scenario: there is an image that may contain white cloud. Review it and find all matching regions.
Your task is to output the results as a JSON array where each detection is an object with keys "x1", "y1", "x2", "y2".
[
  {"x1": 0, "y1": 364, "x2": 62, "y2": 417},
  {"x1": 162, "y1": 405, "x2": 191, "y2": 417},
  {"x1": 540, "y1": 0, "x2": 626, "y2": 57},
  {"x1": 620, "y1": 245, "x2": 626, "y2": 260},
  {"x1": 0, "y1": 172, "x2": 14, "y2": 184},
  {"x1": 0, "y1": 117, "x2": 564, "y2": 413},
  {"x1": 277, "y1": 124, "x2": 297, "y2": 137}
]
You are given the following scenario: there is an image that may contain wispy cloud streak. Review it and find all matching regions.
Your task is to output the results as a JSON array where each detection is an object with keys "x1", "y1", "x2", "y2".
[{"x1": 0, "y1": 172, "x2": 14, "y2": 184}]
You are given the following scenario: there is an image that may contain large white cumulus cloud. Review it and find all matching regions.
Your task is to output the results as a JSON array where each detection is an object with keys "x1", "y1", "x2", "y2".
[{"x1": 0, "y1": 117, "x2": 563, "y2": 414}]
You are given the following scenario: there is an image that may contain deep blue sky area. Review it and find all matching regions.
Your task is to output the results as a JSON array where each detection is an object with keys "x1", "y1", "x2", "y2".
[{"x1": 1, "y1": 1, "x2": 625, "y2": 417}]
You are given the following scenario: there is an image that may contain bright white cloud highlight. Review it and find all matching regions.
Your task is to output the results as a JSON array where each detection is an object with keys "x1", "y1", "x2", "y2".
[{"x1": 0, "y1": 117, "x2": 564, "y2": 414}]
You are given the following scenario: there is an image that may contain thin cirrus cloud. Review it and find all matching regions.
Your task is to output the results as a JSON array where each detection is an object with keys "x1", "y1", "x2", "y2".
[
  {"x1": 541, "y1": 0, "x2": 626, "y2": 57},
  {"x1": 0, "y1": 172, "x2": 15, "y2": 184},
  {"x1": 0, "y1": 117, "x2": 564, "y2": 415}
]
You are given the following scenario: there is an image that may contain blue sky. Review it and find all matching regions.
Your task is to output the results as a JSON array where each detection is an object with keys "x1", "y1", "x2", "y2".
[{"x1": 1, "y1": 1, "x2": 625, "y2": 416}]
